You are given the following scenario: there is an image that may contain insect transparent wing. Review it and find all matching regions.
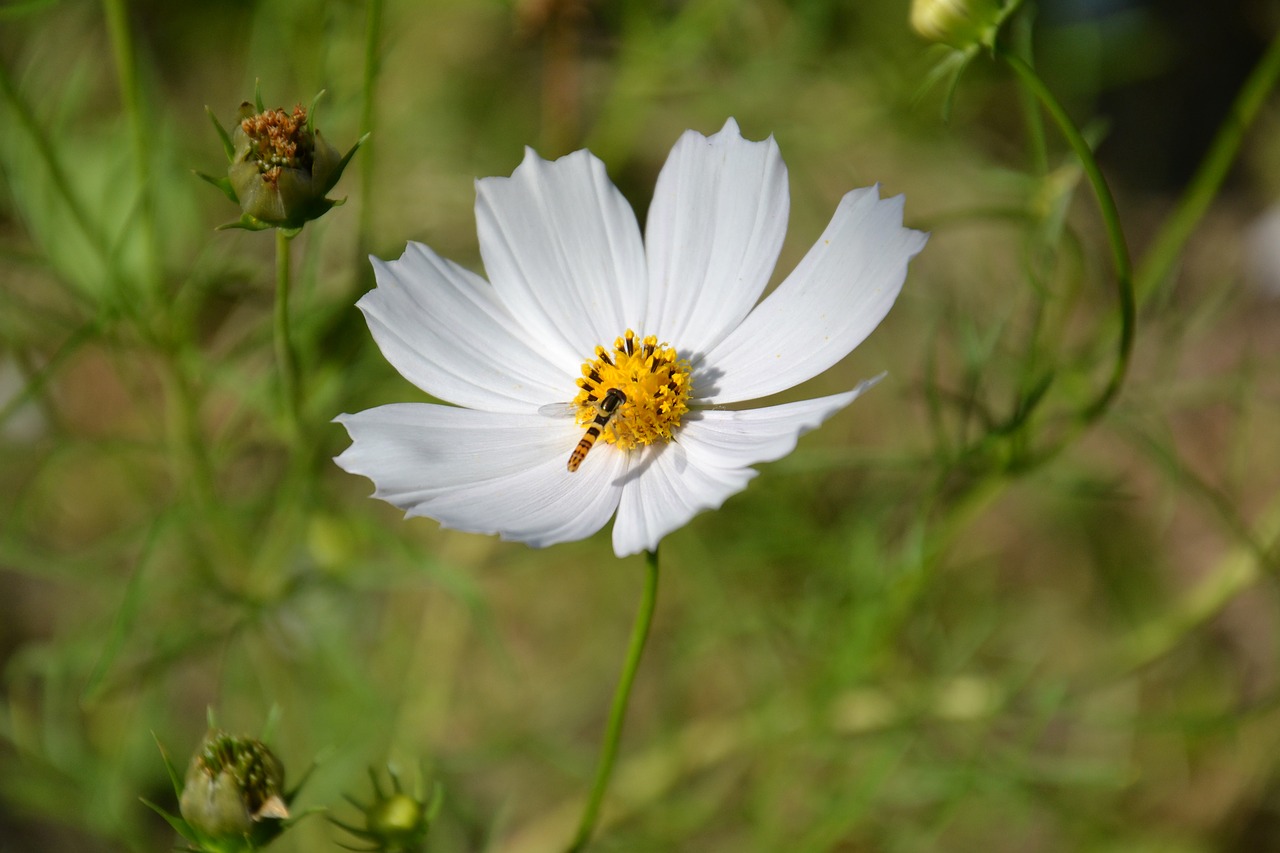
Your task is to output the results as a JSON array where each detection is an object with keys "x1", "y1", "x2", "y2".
[{"x1": 537, "y1": 401, "x2": 578, "y2": 418}]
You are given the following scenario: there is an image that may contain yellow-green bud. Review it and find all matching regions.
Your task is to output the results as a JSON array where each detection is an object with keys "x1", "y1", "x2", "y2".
[
  {"x1": 367, "y1": 793, "x2": 427, "y2": 847},
  {"x1": 910, "y1": 0, "x2": 1004, "y2": 50},
  {"x1": 179, "y1": 730, "x2": 289, "y2": 841},
  {"x1": 333, "y1": 766, "x2": 440, "y2": 853}
]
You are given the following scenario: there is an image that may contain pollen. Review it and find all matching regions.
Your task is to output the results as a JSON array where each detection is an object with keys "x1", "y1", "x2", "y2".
[{"x1": 573, "y1": 329, "x2": 692, "y2": 452}]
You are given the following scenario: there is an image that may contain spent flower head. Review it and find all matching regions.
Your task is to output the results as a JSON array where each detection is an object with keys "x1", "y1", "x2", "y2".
[
  {"x1": 200, "y1": 86, "x2": 365, "y2": 234},
  {"x1": 145, "y1": 725, "x2": 311, "y2": 852},
  {"x1": 335, "y1": 119, "x2": 926, "y2": 557},
  {"x1": 180, "y1": 730, "x2": 288, "y2": 838}
]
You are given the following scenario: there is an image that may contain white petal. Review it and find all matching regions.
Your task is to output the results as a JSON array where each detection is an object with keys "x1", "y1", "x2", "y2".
[
  {"x1": 697, "y1": 186, "x2": 927, "y2": 404},
  {"x1": 644, "y1": 118, "x2": 789, "y2": 357},
  {"x1": 676, "y1": 381, "x2": 878, "y2": 469},
  {"x1": 362, "y1": 243, "x2": 573, "y2": 412},
  {"x1": 335, "y1": 404, "x2": 627, "y2": 548},
  {"x1": 476, "y1": 148, "x2": 648, "y2": 366},
  {"x1": 611, "y1": 443, "x2": 755, "y2": 558},
  {"x1": 610, "y1": 382, "x2": 877, "y2": 557}
]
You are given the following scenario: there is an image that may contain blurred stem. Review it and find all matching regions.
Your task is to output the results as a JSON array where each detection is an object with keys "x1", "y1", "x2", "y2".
[
  {"x1": 156, "y1": 351, "x2": 245, "y2": 588},
  {"x1": 356, "y1": 0, "x2": 382, "y2": 275},
  {"x1": 102, "y1": 0, "x2": 162, "y2": 302},
  {"x1": 1135, "y1": 29, "x2": 1280, "y2": 301},
  {"x1": 1008, "y1": 16, "x2": 1051, "y2": 422},
  {"x1": 0, "y1": 320, "x2": 97, "y2": 432},
  {"x1": 1109, "y1": 494, "x2": 1280, "y2": 678},
  {"x1": 1010, "y1": 12, "x2": 1047, "y2": 176},
  {"x1": 0, "y1": 62, "x2": 106, "y2": 310},
  {"x1": 159, "y1": 358, "x2": 213, "y2": 508},
  {"x1": 998, "y1": 47, "x2": 1135, "y2": 427},
  {"x1": 275, "y1": 229, "x2": 300, "y2": 440},
  {"x1": 541, "y1": 0, "x2": 583, "y2": 154},
  {"x1": 899, "y1": 467, "x2": 1007, "y2": 622},
  {"x1": 567, "y1": 548, "x2": 660, "y2": 853}
]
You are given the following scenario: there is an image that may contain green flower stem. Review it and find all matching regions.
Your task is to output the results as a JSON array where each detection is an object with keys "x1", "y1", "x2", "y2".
[
  {"x1": 1010, "y1": 14, "x2": 1048, "y2": 177},
  {"x1": 275, "y1": 229, "x2": 301, "y2": 439},
  {"x1": 998, "y1": 46, "x2": 1135, "y2": 426},
  {"x1": 102, "y1": 0, "x2": 162, "y2": 302},
  {"x1": 567, "y1": 548, "x2": 661, "y2": 853},
  {"x1": 1135, "y1": 29, "x2": 1280, "y2": 301}
]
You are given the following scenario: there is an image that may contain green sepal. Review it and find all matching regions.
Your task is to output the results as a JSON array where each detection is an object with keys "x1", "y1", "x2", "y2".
[
  {"x1": 334, "y1": 133, "x2": 371, "y2": 181},
  {"x1": 261, "y1": 705, "x2": 282, "y2": 744},
  {"x1": 941, "y1": 48, "x2": 978, "y2": 123},
  {"x1": 196, "y1": 170, "x2": 239, "y2": 204},
  {"x1": 141, "y1": 797, "x2": 192, "y2": 837},
  {"x1": 216, "y1": 213, "x2": 276, "y2": 232},
  {"x1": 205, "y1": 106, "x2": 235, "y2": 162},
  {"x1": 424, "y1": 782, "x2": 443, "y2": 824},
  {"x1": 913, "y1": 45, "x2": 977, "y2": 125},
  {"x1": 154, "y1": 731, "x2": 187, "y2": 796},
  {"x1": 370, "y1": 766, "x2": 389, "y2": 799},
  {"x1": 305, "y1": 89, "x2": 327, "y2": 135},
  {"x1": 284, "y1": 760, "x2": 318, "y2": 805},
  {"x1": 328, "y1": 817, "x2": 375, "y2": 838}
]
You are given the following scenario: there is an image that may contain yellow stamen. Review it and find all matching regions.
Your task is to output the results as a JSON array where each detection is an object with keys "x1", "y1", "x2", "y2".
[{"x1": 571, "y1": 330, "x2": 692, "y2": 456}]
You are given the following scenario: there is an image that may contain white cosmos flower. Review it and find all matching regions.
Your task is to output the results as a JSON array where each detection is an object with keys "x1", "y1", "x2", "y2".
[{"x1": 335, "y1": 119, "x2": 927, "y2": 558}]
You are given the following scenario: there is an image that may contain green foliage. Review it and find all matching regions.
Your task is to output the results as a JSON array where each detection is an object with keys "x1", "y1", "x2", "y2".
[{"x1": 2, "y1": 0, "x2": 1280, "y2": 851}]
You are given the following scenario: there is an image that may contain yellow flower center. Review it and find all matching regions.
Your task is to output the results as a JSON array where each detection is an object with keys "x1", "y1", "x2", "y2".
[{"x1": 573, "y1": 330, "x2": 692, "y2": 452}]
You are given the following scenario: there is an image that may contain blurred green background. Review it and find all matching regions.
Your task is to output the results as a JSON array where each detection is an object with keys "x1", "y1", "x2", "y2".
[{"x1": 3, "y1": 0, "x2": 1280, "y2": 850}]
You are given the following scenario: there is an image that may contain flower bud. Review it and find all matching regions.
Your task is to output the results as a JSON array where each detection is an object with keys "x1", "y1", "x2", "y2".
[
  {"x1": 367, "y1": 792, "x2": 428, "y2": 848},
  {"x1": 332, "y1": 766, "x2": 441, "y2": 852},
  {"x1": 200, "y1": 89, "x2": 365, "y2": 234},
  {"x1": 910, "y1": 0, "x2": 1005, "y2": 50},
  {"x1": 179, "y1": 729, "x2": 289, "y2": 842}
]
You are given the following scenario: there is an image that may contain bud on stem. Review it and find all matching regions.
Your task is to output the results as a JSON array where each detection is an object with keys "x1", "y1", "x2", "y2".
[{"x1": 198, "y1": 85, "x2": 366, "y2": 235}]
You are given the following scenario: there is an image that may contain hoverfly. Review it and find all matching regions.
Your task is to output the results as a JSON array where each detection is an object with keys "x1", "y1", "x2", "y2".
[{"x1": 567, "y1": 387, "x2": 627, "y2": 472}]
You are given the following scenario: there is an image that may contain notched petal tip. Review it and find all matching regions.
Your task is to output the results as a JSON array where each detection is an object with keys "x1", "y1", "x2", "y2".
[
  {"x1": 716, "y1": 116, "x2": 742, "y2": 137},
  {"x1": 853, "y1": 184, "x2": 930, "y2": 248},
  {"x1": 696, "y1": 179, "x2": 925, "y2": 404}
]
